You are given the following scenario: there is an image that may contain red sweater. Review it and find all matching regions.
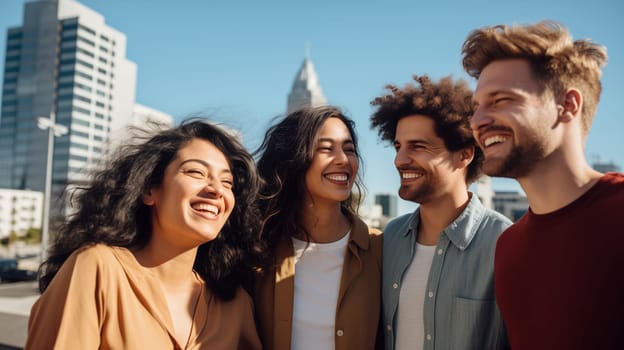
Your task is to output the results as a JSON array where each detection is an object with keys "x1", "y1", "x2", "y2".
[{"x1": 495, "y1": 172, "x2": 624, "y2": 349}]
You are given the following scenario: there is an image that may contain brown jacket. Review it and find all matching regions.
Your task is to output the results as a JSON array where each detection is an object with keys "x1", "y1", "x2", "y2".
[
  {"x1": 254, "y1": 212, "x2": 383, "y2": 350},
  {"x1": 26, "y1": 245, "x2": 261, "y2": 350}
]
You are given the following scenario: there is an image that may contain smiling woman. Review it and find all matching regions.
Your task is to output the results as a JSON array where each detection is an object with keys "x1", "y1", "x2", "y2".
[
  {"x1": 26, "y1": 120, "x2": 264, "y2": 350},
  {"x1": 253, "y1": 106, "x2": 383, "y2": 350}
]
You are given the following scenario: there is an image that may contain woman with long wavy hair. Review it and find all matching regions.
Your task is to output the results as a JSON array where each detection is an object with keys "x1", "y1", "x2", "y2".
[
  {"x1": 253, "y1": 106, "x2": 382, "y2": 350},
  {"x1": 26, "y1": 120, "x2": 263, "y2": 350}
]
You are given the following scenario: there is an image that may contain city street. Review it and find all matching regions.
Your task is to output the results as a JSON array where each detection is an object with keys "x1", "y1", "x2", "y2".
[{"x1": 0, "y1": 281, "x2": 39, "y2": 349}]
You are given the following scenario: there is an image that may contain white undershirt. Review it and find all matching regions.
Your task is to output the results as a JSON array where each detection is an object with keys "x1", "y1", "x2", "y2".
[
  {"x1": 290, "y1": 231, "x2": 350, "y2": 350},
  {"x1": 396, "y1": 242, "x2": 436, "y2": 350}
]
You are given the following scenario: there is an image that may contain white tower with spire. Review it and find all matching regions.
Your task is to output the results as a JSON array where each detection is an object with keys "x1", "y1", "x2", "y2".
[{"x1": 286, "y1": 51, "x2": 327, "y2": 114}]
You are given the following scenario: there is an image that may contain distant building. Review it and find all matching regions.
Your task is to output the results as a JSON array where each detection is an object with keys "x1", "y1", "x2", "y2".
[
  {"x1": 108, "y1": 103, "x2": 174, "y2": 149},
  {"x1": 0, "y1": 0, "x2": 170, "y2": 218},
  {"x1": 593, "y1": 161, "x2": 621, "y2": 173},
  {"x1": 475, "y1": 176, "x2": 494, "y2": 209},
  {"x1": 375, "y1": 193, "x2": 398, "y2": 219},
  {"x1": 0, "y1": 189, "x2": 43, "y2": 239},
  {"x1": 359, "y1": 203, "x2": 385, "y2": 230},
  {"x1": 492, "y1": 191, "x2": 528, "y2": 222},
  {"x1": 286, "y1": 57, "x2": 327, "y2": 114}
]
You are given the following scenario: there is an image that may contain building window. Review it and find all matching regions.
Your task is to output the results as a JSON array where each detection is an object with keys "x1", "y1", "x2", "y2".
[
  {"x1": 8, "y1": 31, "x2": 21, "y2": 40},
  {"x1": 71, "y1": 130, "x2": 89, "y2": 139},
  {"x1": 74, "y1": 94, "x2": 91, "y2": 104},
  {"x1": 75, "y1": 82, "x2": 92, "y2": 93},
  {"x1": 77, "y1": 47, "x2": 94, "y2": 58},
  {"x1": 79, "y1": 24, "x2": 96, "y2": 36},
  {"x1": 78, "y1": 36, "x2": 95, "y2": 47},
  {"x1": 76, "y1": 59, "x2": 94, "y2": 70},
  {"x1": 73, "y1": 106, "x2": 90, "y2": 116},
  {"x1": 70, "y1": 154, "x2": 88, "y2": 162},
  {"x1": 72, "y1": 119, "x2": 90, "y2": 128},
  {"x1": 75, "y1": 71, "x2": 93, "y2": 81}
]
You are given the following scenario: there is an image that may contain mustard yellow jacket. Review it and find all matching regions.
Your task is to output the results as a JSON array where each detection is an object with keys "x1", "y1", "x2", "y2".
[
  {"x1": 27, "y1": 244, "x2": 261, "y2": 350},
  {"x1": 254, "y1": 212, "x2": 383, "y2": 350}
]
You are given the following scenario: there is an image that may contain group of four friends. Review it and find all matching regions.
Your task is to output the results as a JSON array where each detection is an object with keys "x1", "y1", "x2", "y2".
[{"x1": 25, "y1": 20, "x2": 623, "y2": 350}]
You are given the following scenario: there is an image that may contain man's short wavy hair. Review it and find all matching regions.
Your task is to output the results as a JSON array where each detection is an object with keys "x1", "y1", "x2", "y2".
[
  {"x1": 370, "y1": 75, "x2": 482, "y2": 184},
  {"x1": 462, "y1": 20, "x2": 607, "y2": 135}
]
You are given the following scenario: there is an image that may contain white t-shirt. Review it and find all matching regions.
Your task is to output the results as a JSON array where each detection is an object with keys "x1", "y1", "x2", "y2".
[
  {"x1": 290, "y1": 231, "x2": 350, "y2": 350},
  {"x1": 396, "y1": 242, "x2": 436, "y2": 350}
]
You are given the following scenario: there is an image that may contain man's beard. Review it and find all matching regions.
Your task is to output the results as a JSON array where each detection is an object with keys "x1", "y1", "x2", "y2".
[
  {"x1": 398, "y1": 176, "x2": 436, "y2": 204},
  {"x1": 482, "y1": 141, "x2": 545, "y2": 179}
]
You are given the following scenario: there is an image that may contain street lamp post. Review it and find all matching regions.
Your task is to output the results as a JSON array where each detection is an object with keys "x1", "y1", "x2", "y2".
[{"x1": 37, "y1": 113, "x2": 68, "y2": 262}]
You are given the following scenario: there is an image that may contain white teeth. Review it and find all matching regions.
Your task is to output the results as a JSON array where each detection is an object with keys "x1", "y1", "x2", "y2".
[
  {"x1": 484, "y1": 135, "x2": 508, "y2": 147},
  {"x1": 191, "y1": 203, "x2": 218, "y2": 215},
  {"x1": 401, "y1": 172, "x2": 422, "y2": 180},
  {"x1": 326, "y1": 174, "x2": 348, "y2": 182}
]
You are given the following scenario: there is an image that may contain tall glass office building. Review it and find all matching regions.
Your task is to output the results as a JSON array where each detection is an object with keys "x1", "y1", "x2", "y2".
[{"x1": 0, "y1": 0, "x2": 137, "y2": 216}]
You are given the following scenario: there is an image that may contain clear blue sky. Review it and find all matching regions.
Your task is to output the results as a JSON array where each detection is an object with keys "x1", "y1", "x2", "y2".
[{"x1": 2, "y1": 0, "x2": 623, "y2": 215}]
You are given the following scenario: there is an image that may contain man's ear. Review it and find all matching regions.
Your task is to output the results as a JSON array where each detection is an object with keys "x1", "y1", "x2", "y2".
[
  {"x1": 457, "y1": 147, "x2": 475, "y2": 168},
  {"x1": 557, "y1": 88, "x2": 582, "y2": 123}
]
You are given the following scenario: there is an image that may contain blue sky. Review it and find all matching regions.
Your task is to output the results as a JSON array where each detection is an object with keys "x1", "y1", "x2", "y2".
[{"x1": 2, "y1": 0, "x2": 623, "y2": 215}]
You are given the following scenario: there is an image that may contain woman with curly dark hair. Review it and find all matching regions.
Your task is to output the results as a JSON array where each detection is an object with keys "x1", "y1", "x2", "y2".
[
  {"x1": 26, "y1": 120, "x2": 263, "y2": 349},
  {"x1": 253, "y1": 106, "x2": 382, "y2": 350}
]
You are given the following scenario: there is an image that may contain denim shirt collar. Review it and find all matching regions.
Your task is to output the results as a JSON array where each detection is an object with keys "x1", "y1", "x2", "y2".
[{"x1": 402, "y1": 193, "x2": 485, "y2": 251}]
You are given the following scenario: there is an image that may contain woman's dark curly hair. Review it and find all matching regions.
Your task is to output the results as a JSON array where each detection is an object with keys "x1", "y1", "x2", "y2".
[
  {"x1": 253, "y1": 105, "x2": 364, "y2": 255},
  {"x1": 370, "y1": 75, "x2": 483, "y2": 184},
  {"x1": 38, "y1": 119, "x2": 264, "y2": 301}
]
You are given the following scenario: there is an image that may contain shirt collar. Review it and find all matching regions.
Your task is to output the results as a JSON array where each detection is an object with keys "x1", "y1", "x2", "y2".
[
  {"x1": 345, "y1": 209, "x2": 371, "y2": 250},
  {"x1": 402, "y1": 193, "x2": 486, "y2": 251}
]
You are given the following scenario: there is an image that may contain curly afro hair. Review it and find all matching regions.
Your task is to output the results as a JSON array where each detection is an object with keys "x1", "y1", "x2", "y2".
[{"x1": 370, "y1": 74, "x2": 482, "y2": 184}]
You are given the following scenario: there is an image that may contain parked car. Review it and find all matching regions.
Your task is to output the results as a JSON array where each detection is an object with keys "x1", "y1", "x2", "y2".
[{"x1": 0, "y1": 258, "x2": 37, "y2": 283}]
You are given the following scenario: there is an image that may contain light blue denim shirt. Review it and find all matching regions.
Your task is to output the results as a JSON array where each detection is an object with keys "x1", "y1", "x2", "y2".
[{"x1": 382, "y1": 193, "x2": 511, "y2": 350}]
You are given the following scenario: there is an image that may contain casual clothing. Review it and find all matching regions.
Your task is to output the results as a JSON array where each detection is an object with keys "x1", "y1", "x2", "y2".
[
  {"x1": 395, "y1": 242, "x2": 436, "y2": 349},
  {"x1": 382, "y1": 193, "x2": 511, "y2": 350},
  {"x1": 291, "y1": 232, "x2": 350, "y2": 349},
  {"x1": 495, "y1": 172, "x2": 624, "y2": 349},
  {"x1": 26, "y1": 244, "x2": 261, "y2": 350},
  {"x1": 254, "y1": 212, "x2": 383, "y2": 350}
]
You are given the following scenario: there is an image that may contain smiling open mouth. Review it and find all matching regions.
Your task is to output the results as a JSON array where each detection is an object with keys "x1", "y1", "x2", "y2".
[
  {"x1": 325, "y1": 174, "x2": 348, "y2": 182},
  {"x1": 191, "y1": 202, "x2": 218, "y2": 216},
  {"x1": 484, "y1": 135, "x2": 508, "y2": 148},
  {"x1": 400, "y1": 171, "x2": 423, "y2": 180}
]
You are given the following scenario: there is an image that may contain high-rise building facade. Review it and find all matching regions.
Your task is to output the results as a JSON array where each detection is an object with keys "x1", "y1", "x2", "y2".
[
  {"x1": 1, "y1": 0, "x2": 138, "y2": 215},
  {"x1": 286, "y1": 57, "x2": 327, "y2": 114},
  {"x1": 375, "y1": 193, "x2": 398, "y2": 219}
]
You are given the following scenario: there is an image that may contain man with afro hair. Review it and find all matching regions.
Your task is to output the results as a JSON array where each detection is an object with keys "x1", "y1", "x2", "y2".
[{"x1": 371, "y1": 75, "x2": 511, "y2": 350}]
